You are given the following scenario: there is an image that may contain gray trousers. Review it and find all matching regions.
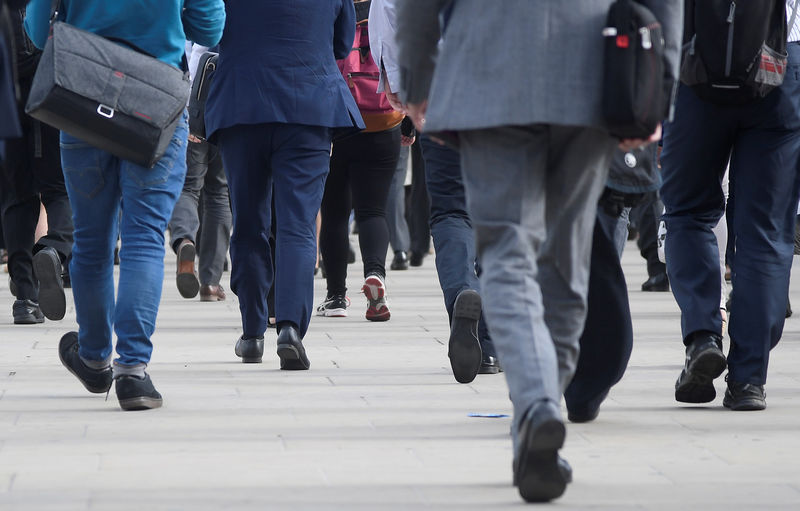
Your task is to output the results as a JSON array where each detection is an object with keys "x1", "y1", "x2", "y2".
[
  {"x1": 459, "y1": 125, "x2": 614, "y2": 443},
  {"x1": 169, "y1": 140, "x2": 232, "y2": 286},
  {"x1": 386, "y1": 145, "x2": 411, "y2": 253}
]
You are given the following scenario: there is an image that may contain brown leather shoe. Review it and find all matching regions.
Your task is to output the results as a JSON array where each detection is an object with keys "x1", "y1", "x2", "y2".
[
  {"x1": 200, "y1": 284, "x2": 226, "y2": 302},
  {"x1": 176, "y1": 240, "x2": 200, "y2": 299}
]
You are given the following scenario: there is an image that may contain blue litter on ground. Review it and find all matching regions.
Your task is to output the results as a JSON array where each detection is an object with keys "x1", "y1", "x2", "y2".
[{"x1": 467, "y1": 413, "x2": 509, "y2": 418}]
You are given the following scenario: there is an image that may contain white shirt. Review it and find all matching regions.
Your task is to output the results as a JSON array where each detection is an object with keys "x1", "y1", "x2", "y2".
[
  {"x1": 788, "y1": 0, "x2": 800, "y2": 43},
  {"x1": 368, "y1": 0, "x2": 401, "y2": 94}
]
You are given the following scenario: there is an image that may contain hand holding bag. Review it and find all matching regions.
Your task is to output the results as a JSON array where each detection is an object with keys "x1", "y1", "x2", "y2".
[{"x1": 24, "y1": 0, "x2": 190, "y2": 168}]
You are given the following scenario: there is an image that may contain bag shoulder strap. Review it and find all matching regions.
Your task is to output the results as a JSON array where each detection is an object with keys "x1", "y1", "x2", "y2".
[{"x1": 48, "y1": 0, "x2": 60, "y2": 25}]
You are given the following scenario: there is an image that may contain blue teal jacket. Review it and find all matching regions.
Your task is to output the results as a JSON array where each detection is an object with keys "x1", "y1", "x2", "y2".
[
  {"x1": 24, "y1": 0, "x2": 225, "y2": 69},
  {"x1": 205, "y1": 0, "x2": 364, "y2": 140}
]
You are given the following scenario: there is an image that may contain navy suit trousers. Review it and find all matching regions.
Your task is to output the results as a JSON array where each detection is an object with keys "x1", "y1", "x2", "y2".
[
  {"x1": 219, "y1": 123, "x2": 331, "y2": 339},
  {"x1": 660, "y1": 43, "x2": 800, "y2": 385}
]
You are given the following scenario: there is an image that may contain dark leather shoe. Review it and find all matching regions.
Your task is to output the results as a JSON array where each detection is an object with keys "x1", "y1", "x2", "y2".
[
  {"x1": 200, "y1": 284, "x2": 226, "y2": 302},
  {"x1": 115, "y1": 373, "x2": 163, "y2": 411},
  {"x1": 675, "y1": 331, "x2": 727, "y2": 403},
  {"x1": 567, "y1": 406, "x2": 600, "y2": 424},
  {"x1": 723, "y1": 380, "x2": 766, "y2": 411},
  {"x1": 277, "y1": 325, "x2": 310, "y2": 370},
  {"x1": 409, "y1": 251, "x2": 425, "y2": 267},
  {"x1": 176, "y1": 239, "x2": 200, "y2": 299},
  {"x1": 390, "y1": 251, "x2": 409, "y2": 270},
  {"x1": 478, "y1": 354, "x2": 502, "y2": 374},
  {"x1": 448, "y1": 290, "x2": 483, "y2": 384},
  {"x1": 513, "y1": 400, "x2": 570, "y2": 502},
  {"x1": 32, "y1": 247, "x2": 66, "y2": 320},
  {"x1": 58, "y1": 332, "x2": 112, "y2": 393},
  {"x1": 235, "y1": 335, "x2": 264, "y2": 363},
  {"x1": 13, "y1": 299, "x2": 44, "y2": 324},
  {"x1": 641, "y1": 273, "x2": 669, "y2": 292}
]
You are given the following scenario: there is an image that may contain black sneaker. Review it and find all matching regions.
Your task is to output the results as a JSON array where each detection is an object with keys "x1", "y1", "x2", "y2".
[
  {"x1": 316, "y1": 294, "x2": 349, "y2": 317},
  {"x1": 58, "y1": 332, "x2": 112, "y2": 393},
  {"x1": 723, "y1": 379, "x2": 766, "y2": 411},
  {"x1": 32, "y1": 247, "x2": 66, "y2": 321},
  {"x1": 115, "y1": 373, "x2": 163, "y2": 411},
  {"x1": 13, "y1": 299, "x2": 45, "y2": 324},
  {"x1": 675, "y1": 332, "x2": 727, "y2": 403}
]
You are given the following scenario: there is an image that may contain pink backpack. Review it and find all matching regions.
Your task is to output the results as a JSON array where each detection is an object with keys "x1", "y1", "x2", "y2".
[{"x1": 337, "y1": 20, "x2": 395, "y2": 116}]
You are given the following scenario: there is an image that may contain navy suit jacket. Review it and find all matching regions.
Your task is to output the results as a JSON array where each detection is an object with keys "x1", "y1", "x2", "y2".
[{"x1": 205, "y1": 0, "x2": 364, "y2": 141}]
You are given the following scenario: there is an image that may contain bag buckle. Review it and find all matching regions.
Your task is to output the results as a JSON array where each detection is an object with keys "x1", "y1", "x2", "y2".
[{"x1": 97, "y1": 104, "x2": 115, "y2": 119}]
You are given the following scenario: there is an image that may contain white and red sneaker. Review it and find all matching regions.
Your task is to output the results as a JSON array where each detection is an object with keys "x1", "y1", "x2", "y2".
[{"x1": 362, "y1": 274, "x2": 390, "y2": 321}]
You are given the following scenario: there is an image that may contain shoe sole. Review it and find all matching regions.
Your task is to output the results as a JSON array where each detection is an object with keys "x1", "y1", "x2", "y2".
[
  {"x1": 363, "y1": 277, "x2": 390, "y2": 322},
  {"x1": 119, "y1": 396, "x2": 163, "y2": 411},
  {"x1": 448, "y1": 290, "x2": 483, "y2": 384},
  {"x1": 32, "y1": 251, "x2": 66, "y2": 321},
  {"x1": 277, "y1": 343, "x2": 310, "y2": 370},
  {"x1": 478, "y1": 364, "x2": 501, "y2": 375},
  {"x1": 200, "y1": 293, "x2": 225, "y2": 302},
  {"x1": 516, "y1": 418, "x2": 568, "y2": 502},
  {"x1": 675, "y1": 349, "x2": 727, "y2": 403},
  {"x1": 317, "y1": 308, "x2": 348, "y2": 317},
  {"x1": 14, "y1": 314, "x2": 44, "y2": 325},
  {"x1": 723, "y1": 395, "x2": 766, "y2": 411},
  {"x1": 176, "y1": 243, "x2": 200, "y2": 299}
]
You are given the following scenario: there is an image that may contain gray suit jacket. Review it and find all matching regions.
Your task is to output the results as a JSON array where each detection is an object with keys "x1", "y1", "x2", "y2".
[{"x1": 397, "y1": 0, "x2": 682, "y2": 133}]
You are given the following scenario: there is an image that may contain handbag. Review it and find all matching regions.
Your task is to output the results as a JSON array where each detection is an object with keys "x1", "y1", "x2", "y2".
[
  {"x1": 188, "y1": 51, "x2": 218, "y2": 141},
  {"x1": 601, "y1": 0, "x2": 668, "y2": 139},
  {"x1": 24, "y1": 0, "x2": 190, "y2": 168}
]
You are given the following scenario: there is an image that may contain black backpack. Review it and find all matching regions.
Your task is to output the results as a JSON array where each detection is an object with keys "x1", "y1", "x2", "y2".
[{"x1": 680, "y1": 0, "x2": 788, "y2": 105}]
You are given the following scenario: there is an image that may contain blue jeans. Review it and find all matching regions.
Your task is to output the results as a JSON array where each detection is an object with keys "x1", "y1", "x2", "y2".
[
  {"x1": 60, "y1": 115, "x2": 188, "y2": 366},
  {"x1": 661, "y1": 44, "x2": 800, "y2": 385},
  {"x1": 420, "y1": 135, "x2": 493, "y2": 355}
]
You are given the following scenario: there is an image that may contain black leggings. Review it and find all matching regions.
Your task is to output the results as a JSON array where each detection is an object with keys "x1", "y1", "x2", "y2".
[{"x1": 320, "y1": 126, "x2": 401, "y2": 296}]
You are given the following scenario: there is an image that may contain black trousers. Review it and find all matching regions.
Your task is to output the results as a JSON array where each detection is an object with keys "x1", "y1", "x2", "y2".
[
  {"x1": 0, "y1": 76, "x2": 72, "y2": 301},
  {"x1": 565, "y1": 208, "x2": 633, "y2": 416},
  {"x1": 405, "y1": 137, "x2": 430, "y2": 255},
  {"x1": 320, "y1": 127, "x2": 400, "y2": 295}
]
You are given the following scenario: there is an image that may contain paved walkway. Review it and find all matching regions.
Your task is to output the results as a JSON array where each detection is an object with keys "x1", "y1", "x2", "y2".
[{"x1": 1, "y1": 241, "x2": 799, "y2": 510}]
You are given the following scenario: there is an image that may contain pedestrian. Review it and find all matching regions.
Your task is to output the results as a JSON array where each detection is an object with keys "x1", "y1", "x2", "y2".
[
  {"x1": 396, "y1": 0, "x2": 681, "y2": 501},
  {"x1": 24, "y1": 0, "x2": 226, "y2": 410},
  {"x1": 205, "y1": 0, "x2": 364, "y2": 368}
]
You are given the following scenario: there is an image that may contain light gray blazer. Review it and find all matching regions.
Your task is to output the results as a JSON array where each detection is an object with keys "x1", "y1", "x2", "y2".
[{"x1": 397, "y1": 0, "x2": 683, "y2": 133}]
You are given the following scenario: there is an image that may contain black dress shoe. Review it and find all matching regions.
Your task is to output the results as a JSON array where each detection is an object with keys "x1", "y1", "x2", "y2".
[
  {"x1": 409, "y1": 251, "x2": 425, "y2": 267},
  {"x1": 390, "y1": 251, "x2": 409, "y2": 271},
  {"x1": 723, "y1": 380, "x2": 766, "y2": 411},
  {"x1": 675, "y1": 331, "x2": 727, "y2": 403},
  {"x1": 786, "y1": 298, "x2": 792, "y2": 318},
  {"x1": 115, "y1": 373, "x2": 163, "y2": 411},
  {"x1": 13, "y1": 299, "x2": 45, "y2": 324},
  {"x1": 478, "y1": 354, "x2": 502, "y2": 374},
  {"x1": 641, "y1": 273, "x2": 669, "y2": 292},
  {"x1": 235, "y1": 335, "x2": 264, "y2": 363},
  {"x1": 32, "y1": 247, "x2": 66, "y2": 320},
  {"x1": 513, "y1": 400, "x2": 570, "y2": 502},
  {"x1": 276, "y1": 325, "x2": 310, "y2": 370},
  {"x1": 448, "y1": 290, "x2": 483, "y2": 384},
  {"x1": 567, "y1": 406, "x2": 600, "y2": 424},
  {"x1": 58, "y1": 332, "x2": 112, "y2": 393}
]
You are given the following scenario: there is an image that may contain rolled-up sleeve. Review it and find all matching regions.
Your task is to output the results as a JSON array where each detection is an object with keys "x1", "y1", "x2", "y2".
[{"x1": 183, "y1": 0, "x2": 226, "y2": 48}]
